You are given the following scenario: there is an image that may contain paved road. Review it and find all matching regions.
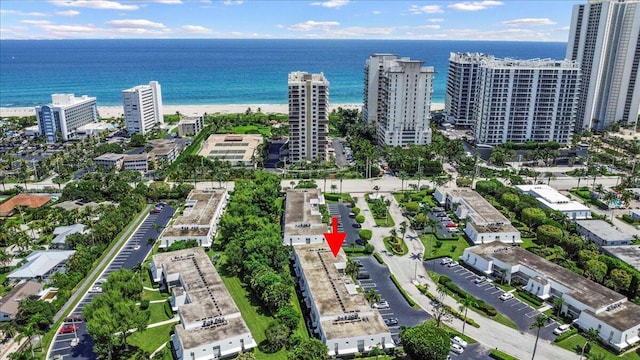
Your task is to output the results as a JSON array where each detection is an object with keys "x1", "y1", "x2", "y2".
[
  {"x1": 47, "y1": 205, "x2": 174, "y2": 360},
  {"x1": 327, "y1": 203, "x2": 361, "y2": 247}
]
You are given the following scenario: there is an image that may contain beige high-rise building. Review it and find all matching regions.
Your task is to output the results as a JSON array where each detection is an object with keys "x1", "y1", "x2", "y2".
[
  {"x1": 288, "y1": 72, "x2": 329, "y2": 162},
  {"x1": 363, "y1": 54, "x2": 434, "y2": 147},
  {"x1": 567, "y1": 0, "x2": 640, "y2": 131},
  {"x1": 122, "y1": 81, "x2": 163, "y2": 136}
]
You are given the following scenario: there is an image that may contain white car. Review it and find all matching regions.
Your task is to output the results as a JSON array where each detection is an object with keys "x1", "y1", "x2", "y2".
[
  {"x1": 499, "y1": 293, "x2": 514, "y2": 301},
  {"x1": 450, "y1": 343, "x2": 464, "y2": 354},
  {"x1": 373, "y1": 301, "x2": 389, "y2": 309},
  {"x1": 447, "y1": 261, "x2": 459, "y2": 268},
  {"x1": 441, "y1": 257, "x2": 452, "y2": 265},
  {"x1": 553, "y1": 324, "x2": 571, "y2": 335},
  {"x1": 451, "y1": 336, "x2": 468, "y2": 348},
  {"x1": 473, "y1": 276, "x2": 487, "y2": 284},
  {"x1": 89, "y1": 286, "x2": 102, "y2": 293}
]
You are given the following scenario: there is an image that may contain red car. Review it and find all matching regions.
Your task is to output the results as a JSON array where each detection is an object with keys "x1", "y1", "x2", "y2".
[
  {"x1": 60, "y1": 325, "x2": 78, "y2": 334},
  {"x1": 445, "y1": 222, "x2": 457, "y2": 228}
]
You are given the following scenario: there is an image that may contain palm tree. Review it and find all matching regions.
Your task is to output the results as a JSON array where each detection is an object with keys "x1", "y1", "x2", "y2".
[
  {"x1": 552, "y1": 297, "x2": 565, "y2": 318},
  {"x1": 16, "y1": 324, "x2": 36, "y2": 358},
  {"x1": 364, "y1": 288, "x2": 381, "y2": 306},
  {"x1": 399, "y1": 221, "x2": 407, "y2": 242},
  {"x1": 389, "y1": 228, "x2": 397, "y2": 240},
  {"x1": 530, "y1": 315, "x2": 547, "y2": 360},
  {"x1": 384, "y1": 199, "x2": 391, "y2": 225},
  {"x1": 434, "y1": 284, "x2": 449, "y2": 327},
  {"x1": 345, "y1": 258, "x2": 359, "y2": 279},
  {"x1": 459, "y1": 294, "x2": 478, "y2": 336},
  {"x1": 545, "y1": 172, "x2": 556, "y2": 185},
  {"x1": 579, "y1": 328, "x2": 600, "y2": 360}
]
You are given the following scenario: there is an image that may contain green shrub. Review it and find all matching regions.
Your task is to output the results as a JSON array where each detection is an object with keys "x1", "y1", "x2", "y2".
[
  {"x1": 373, "y1": 252, "x2": 385, "y2": 265},
  {"x1": 517, "y1": 290, "x2": 543, "y2": 306},
  {"x1": 390, "y1": 274, "x2": 416, "y2": 307},
  {"x1": 553, "y1": 328, "x2": 578, "y2": 342},
  {"x1": 164, "y1": 299, "x2": 173, "y2": 318},
  {"x1": 489, "y1": 349, "x2": 519, "y2": 360},
  {"x1": 343, "y1": 247, "x2": 366, "y2": 254},
  {"x1": 352, "y1": 207, "x2": 361, "y2": 215},
  {"x1": 363, "y1": 243, "x2": 374, "y2": 254},
  {"x1": 324, "y1": 193, "x2": 341, "y2": 201},
  {"x1": 359, "y1": 229, "x2": 372, "y2": 240},
  {"x1": 355, "y1": 215, "x2": 365, "y2": 224},
  {"x1": 140, "y1": 299, "x2": 150, "y2": 310}
]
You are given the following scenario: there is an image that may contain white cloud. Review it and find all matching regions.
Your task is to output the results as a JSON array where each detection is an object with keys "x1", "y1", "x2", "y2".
[
  {"x1": 310, "y1": 0, "x2": 349, "y2": 8},
  {"x1": 151, "y1": 0, "x2": 183, "y2": 3},
  {"x1": 21, "y1": 20, "x2": 53, "y2": 25},
  {"x1": 276, "y1": 24, "x2": 285, "y2": 29},
  {"x1": 428, "y1": 18, "x2": 444, "y2": 22},
  {"x1": 288, "y1": 20, "x2": 340, "y2": 32},
  {"x1": 0, "y1": 9, "x2": 50, "y2": 16},
  {"x1": 556, "y1": 26, "x2": 571, "y2": 31},
  {"x1": 414, "y1": 24, "x2": 441, "y2": 30},
  {"x1": 107, "y1": 19, "x2": 166, "y2": 28},
  {"x1": 222, "y1": 0, "x2": 243, "y2": 5},
  {"x1": 179, "y1": 25, "x2": 213, "y2": 33},
  {"x1": 448, "y1": 1, "x2": 503, "y2": 11},
  {"x1": 409, "y1": 5, "x2": 444, "y2": 14},
  {"x1": 56, "y1": 10, "x2": 80, "y2": 16},
  {"x1": 422, "y1": 27, "x2": 554, "y2": 41},
  {"x1": 50, "y1": 0, "x2": 139, "y2": 11},
  {"x1": 372, "y1": 10, "x2": 381, "y2": 15},
  {"x1": 328, "y1": 26, "x2": 395, "y2": 37},
  {"x1": 501, "y1": 18, "x2": 556, "y2": 26}
]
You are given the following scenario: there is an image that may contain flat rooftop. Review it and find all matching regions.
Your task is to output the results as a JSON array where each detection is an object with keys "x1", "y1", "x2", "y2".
[
  {"x1": 469, "y1": 243, "x2": 625, "y2": 310},
  {"x1": 152, "y1": 248, "x2": 250, "y2": 349},
  {"x1": 174, "y1": 190, "x2": 226, "y2": 227},
  {"x1": 198, "y1": 134, "x2": 263, "y2": 163},
  {"x1": 603, "y1": 246, "x2": 640, "y2": 272},
  {"x1": 94, "y1": 153, "x2": 124, "y2": 161},
  {"x1": 584, "y1": 302, "x2": 640, "y2": 331},
  {"x1": 294, "y1": 244, "x2": 389, "y2": 340},
  {"x1": 450, "y1": 190, "x2": 510, "y2": 225},
  {"x1": 123, "y1": 153, "x2": 149, "y2": 162},
  {"x1": 284, "y1": 190, "x2": 326, "y2": 236},
  {"x1": 576, "y1": 220, "x2": 634, "y2": 242},
  {"x1": 516, "y1": 185, "x2": 590, "y2": 212}
]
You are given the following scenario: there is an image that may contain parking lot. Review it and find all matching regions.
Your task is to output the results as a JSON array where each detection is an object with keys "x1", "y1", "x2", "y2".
[
  {"x1": 327, "y1": 203, "x2": 362, "y2": 247},
  {"x1": 48, "y1": 205, "x2": 175, "y2": 360},
  {"x1": 425, "y1": 259, "x2": 558, "y2": 341}
]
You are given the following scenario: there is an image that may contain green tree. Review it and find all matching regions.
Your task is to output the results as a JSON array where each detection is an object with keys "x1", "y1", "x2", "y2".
[
  {"x1": 459, "y1": 294, "x2": 478, "y2": 336},
  {"x1": 521, "y1": 207, "x2": 547, "y2": 229},
  {"x1": 580, "y1": 328, "x2": 600, "y2": 359},
  {"x1": 287, "y1": 338, "x2": 328, "y2": 360},
  {"x1": 263, "y1": 321, "x2": 289, "y2": 353},
  {"x1": 553, "y1": 297, "x2": 565, "y2": 317},
  {"x1": 15, "y1": 324, "x2": 36, "y2": 358},
  {"x1": 399, "y1": 221, "x2": 408, "y2": 242},
  {"x1": 585, "y1": 259, "x2": 608, "y2": 283},
  {"x1": 605, "y1": 268, "x2": 632, "y2": 292},
  {"x1": 102, "y1": 269, "x2": 143, "y2": 301},
  {"x1": 345, "y1": 258, "x2": 360, "y2": 279},
  {"x1": 530, "y1": 315, "x2": 547, "y2": 360},
  {"x1": 364, "y1": 288, "x2": 381, "y2": 306},
  {"x1": 129, "y1": 134, "x2": 147, "y2": 147},
  {"x1": 536, "y1": 224, "x2": 563, "y2": 248},
  {"x1": 276, "y1": 305, "x2": 300, "y2": 333},
  {"x1": 400, "y1": 320, "x2": 450, "y2": 360}
]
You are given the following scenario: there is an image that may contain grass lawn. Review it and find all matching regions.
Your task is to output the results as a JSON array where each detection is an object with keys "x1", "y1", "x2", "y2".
[
  {"x1": 127, "y1": 322, "x2": 174, "y2": 354},
  {"x1": 220, "y1": 275, "x2": 308, "y2": 360},
  {"x1": 520, "y1": 237, "x2": 537, "y2": 249},
  {"x1": 491, "y1": 312, "x2": 519, "y2": 330},
  {"x1": 383, "y1": 236, "x2": 408, "y2": 255},
  {"x1": 512, "y1": 291, "x2": 543, "y2": 309},
  {"x1": 147, "y1": 301, "x2": 172, "y2": 324},
  {"x1": 232, "y1": 125, "x2": 271, "y2": 137},
  {"x1": 420, "y1": 233, "x2": 469, "y2": 260},
  {"x1": 373, "y1": 212, "x2": 395, "y2": 227},
  {"x1": 556, "y1": 333, "x2": 640, "y2": 360}
]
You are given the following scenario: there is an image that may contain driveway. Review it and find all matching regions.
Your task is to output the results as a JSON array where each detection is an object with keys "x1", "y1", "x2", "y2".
[
  {"x1": 48, "y1": 205, "x2": 174, "y2": 360},
  {"x1": 425, "y1": 259, "x2": 558, "y2": 341},
  {"x1": 327, "y1": 203, "x2": 362, "y2": 248},
  {"x1": 354, "y1": 256, "x2": 430, "y2": 343}
]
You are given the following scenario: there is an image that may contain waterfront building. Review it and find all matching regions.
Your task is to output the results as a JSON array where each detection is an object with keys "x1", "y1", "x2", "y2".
[
  {"x1": 151, "y1": 248, "x2": 256, "y2": 360},
  {"x1": 473, "y1": 58, "x2": 581, "y2": 145},
  {"x1": 177, "y1": 113, "x2": 204, "y2": 137},
  {"x1": 567, "y1": 0, "x2": 640, "y2": 131},
  {"x1": 363, "y1": 54, "x2": 434, "y2": 147},
  {"x1": 446, "y1": 53, "x2": 492, "y2": 127},
  {"x1": 282, "y1": 189, "x2": 327, "y2": 246},
  {"x1": 288, "y1": 72, "x2": 329, "y2": 162},
  {"x1": 122, "y1": 81, "x2": 163, "y2": 136},
  {"x1": 463, "y1": 243, "x2": 640, "y2": 352},
  {"x1": 149, "y1": 139, "x2": 179, "y2": 164},
  {"x1": 515, "y1": 185, "x2": 592, "y2": 220},
  {"x1": 198, "y1": 134, "x2": 263, "y2": 168},
  {"x1": 292, "y1": 244, "x2": 395, "y2": 356},
  {"x1": 36, "y1": 94, "x2": 98, "y2": 143}
]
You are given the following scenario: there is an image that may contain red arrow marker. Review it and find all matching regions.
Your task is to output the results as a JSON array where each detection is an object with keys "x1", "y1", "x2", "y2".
[{"x1": 324, "y1": 217, "x2": 347, "y2": 257}]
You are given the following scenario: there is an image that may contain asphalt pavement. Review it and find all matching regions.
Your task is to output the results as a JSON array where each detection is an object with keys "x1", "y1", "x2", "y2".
[
  {"x1": 48, "y1": 205, "x2": 174, "y2": 360},
  {"x1": 327, "y1": 203, "x2": 362, "y2": 247}
]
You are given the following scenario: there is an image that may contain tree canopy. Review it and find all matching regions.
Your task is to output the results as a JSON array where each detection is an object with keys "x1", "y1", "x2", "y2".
[{"x1": 400, "y1": 321, "x2": 450, "y2": 360}]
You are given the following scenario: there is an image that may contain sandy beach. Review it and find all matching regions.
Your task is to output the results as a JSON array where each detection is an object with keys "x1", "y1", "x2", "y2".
[{"x1": 0, "y1": 102, "x2": 445, "y2": 119}]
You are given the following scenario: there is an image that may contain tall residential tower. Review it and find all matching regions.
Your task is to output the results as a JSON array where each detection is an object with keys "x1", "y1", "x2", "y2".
[
  {"x1": 445, "y1": 53, "x2": 492, "y2": 127},
  {"x1": 122, "y1": 81, "x2": 163, "y2": 136},
  {"x1": 36, "y1": 94, "x2": 98, "y2": 143},
  {"x1": 288, "y1": 72, "x2": 329, "y2": 162},
  {"x1": 363, "y1": 54, "x2": 435, "y2": 147},
  {"x1": 567, "y1": 0, "x2": 640, "y2": 131}
]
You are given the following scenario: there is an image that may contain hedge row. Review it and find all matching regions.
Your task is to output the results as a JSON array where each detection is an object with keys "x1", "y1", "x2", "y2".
[
  {"x1": 373, "y1": 252, "x2": 385, "y2": 265},
  {"x1": 553, "y1": 328, "x2": 578, "y2": 343},
  {"x1": 343, "y1": 245, "x2": 374, "y2": 255},
  {"x1": 438, "y1": 276, "x2": 497, "y2": 316},
  {"x1": 389, "y1": 274, "x2": 416, "y2": 307},
  {"x1": 489, "y1": 349, "x2": 519, "y2": 360},
  {"x1": 516, "y1": 290, "x2": 543, "y2": 306},
  {"x1": 434, "y1": 231, "x2": 459, "y2": 241},
  {"x1": 416, "y1": 285, "x2": 478, "y2": 328}
]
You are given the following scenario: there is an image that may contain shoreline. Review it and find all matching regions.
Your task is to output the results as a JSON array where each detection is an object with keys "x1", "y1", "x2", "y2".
[{"x1": 0, "y1": 102, "x2": 445, "y2": 119}]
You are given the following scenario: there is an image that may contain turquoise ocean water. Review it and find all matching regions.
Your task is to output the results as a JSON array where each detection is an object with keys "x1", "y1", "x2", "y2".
[{"x1": 0, "y1": 39, "x2": 566, "y2": 107}]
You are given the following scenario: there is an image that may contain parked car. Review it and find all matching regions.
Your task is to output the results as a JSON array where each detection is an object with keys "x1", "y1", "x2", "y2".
[
  {"x1": 349, "y1": 212, "x2": 356, "y2": 218},
  {"x1": 447, "y1": 261, "x2": 459, "y2": 268},
  {"x1": 450, "y1": 343, "x2": 464, "y2": 354},
  {"x1": 60, "y1": 325, "x2": 78, "y2": 334},
  {"x1": 89, "y1": 285, "x2": 103, "y2": 293},
  {"x1": 553, "y1": 324, "x2": 571, "y2": 335},
  {"x1": 440, "y1": 257, "x2": 452, "y2": 265},
  {"x1": 373, "y1": 301, "x2": 389, "y2": 309},
  {"x1": 499, "y1": 292, "x2": 514, "y2": 301},
  {"x1": 451, "y1": 336, "x2": 468, "y2": 348},
  {"x1": 384, "y1": 318, "x2": 398, "y2": 326},
  {"x1": 440, "y1": 217, "x2": 452, "y2": 222},
  {"x1": 473, "y1": 276, "x2": 487, "y2": 284},
  {"x1": 352, "y1": 223, "x2": 362, "y2": 228},
  {"x1": 435, "y1": 213, "x2": 448, "y2": 218},
  {"x1": 64, "y1": 314, "x2": 84, "y2": 322},
  {"x1": 356, "y1": 271, "x2": 370, "y2": 279},
  {"x1": 445, "y1": 222, "x2": 457, "y2": 228}
]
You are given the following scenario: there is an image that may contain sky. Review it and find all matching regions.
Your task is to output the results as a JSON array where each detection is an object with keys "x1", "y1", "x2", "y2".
[{"x1": 0, "y1": 0, "x2": 580, "y2": 41}]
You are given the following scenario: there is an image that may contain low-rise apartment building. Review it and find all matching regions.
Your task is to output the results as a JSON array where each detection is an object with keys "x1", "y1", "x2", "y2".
[
  {"x1": 178, "y1": 114, "x2": 204, "y2": 137},
  {"x1": 446, "y1": 189, "x2": 521, "y2": 245},
  {"x1": 0, "y1": 281, "x2": 44, "y2": 322},
  {"x1": 516, "y1": 184, "x2": 591, "y2": 220},
  {"x1": 283, "y1": 189, "x2": 327, "y2": 246},
  {"x1": 198, "y1": 134, "x2": 263, "y2": 168},
  {"x1": 292, "y1": 244, "x2": 395, "y2": 356},
  {"x1": 123, "y1": 153, "x2": 149, "y2": 171},
  {"x1": 575, "y1": 220, "x2": 634, "y2": 247},
  {"x1": 160, "y1": 190, "x2": 228, "y2": 249},
  {"x1": 462, "y1": 243, "x2": 640, "y2": 351},
  {"x1": 149, "y1": 139, "x2": 179, "y2": 164},
  {"x1": 151, "y1": 248, "x2": 256, "y2": 359},
  {"x1": 94, "y1": 153, "x2": 125, "y2": 170}
]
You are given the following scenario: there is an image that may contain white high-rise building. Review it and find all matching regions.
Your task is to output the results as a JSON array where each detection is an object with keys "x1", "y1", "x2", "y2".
[
  {"x1": 446, "y1": 53, "x2": 493, "y2": 127},
  {"x1": 567, "y1": 0, "x2": 640, "y2": 131},
  {"x1": 363, "y1": 54, "x2": 434, "y2": 147},
  {"x1": 473, "y1": 58, "x2": 581, "y2": 145},
  {"x1": 288, "y1": 72, "x2": 329, "y2": 162},
  {"x1": 36, "y1": 94, "x2": 98, "y2": 144},
  {"x1": 122, "y1": 81, "x2": 163, "y2": 136}
]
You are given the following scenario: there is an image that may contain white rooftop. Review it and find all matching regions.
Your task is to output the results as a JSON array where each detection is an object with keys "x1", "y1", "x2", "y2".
[
  {"x1": 8, "y1": 250, "x2": 76, "y2": 279},
  {"x1": 52, "y1": 224, "x2": 86, "y2": 245},
  {"x1": 516, "y1": 185, "x2": 591, "y2": 212}
]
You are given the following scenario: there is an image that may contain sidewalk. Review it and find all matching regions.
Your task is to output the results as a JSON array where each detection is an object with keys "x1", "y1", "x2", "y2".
[{"x1": 355, "y1": 194, "x2": 575, "y2": 360}]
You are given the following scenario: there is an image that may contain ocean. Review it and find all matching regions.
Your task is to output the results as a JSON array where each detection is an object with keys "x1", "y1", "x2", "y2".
[{"x1": 0, "y1": 39, "x2": 567, "y2": 108}]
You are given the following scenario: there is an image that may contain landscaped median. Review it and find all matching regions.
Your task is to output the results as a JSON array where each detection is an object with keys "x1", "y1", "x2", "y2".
[
  {"x1": 389, "y1": 274, "x2": 416, "y2": 307},
  {"x1": 415, "y1": 284, "x2": 479, "y2": 329},
  {"x1": 383, "y1": 235, "x2": 408, "y2": 255}
]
